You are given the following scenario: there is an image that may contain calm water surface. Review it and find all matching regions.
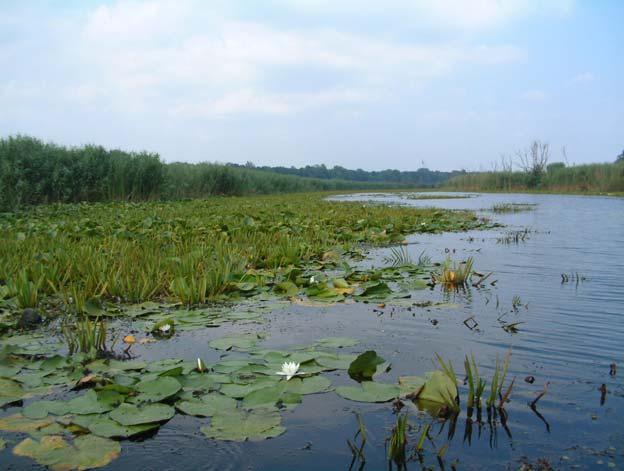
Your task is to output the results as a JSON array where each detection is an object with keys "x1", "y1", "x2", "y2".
[{"x1": 5, "y1": 192, "x2": 623, "y2": 470}]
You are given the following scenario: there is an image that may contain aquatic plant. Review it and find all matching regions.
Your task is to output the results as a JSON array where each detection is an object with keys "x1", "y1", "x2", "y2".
[
  {"x1": 347, "y1": 412, "x2": 367, "y2": 466},
  {"x1": 60, "y1": 315, "x2": 110, "y2": 356},
  {"x1": 6, "y1": 270, "x2": 43, "y2": 309},
  {"x1": 387, "y1": 413, "x2": 408, "y2": 465},
  {"x1": 431, "y1": 257, "x2": 474, "y2": 287},
  {"x1": 490, "y1": 203, "x2": 536, "y2": 213},
  {"x1": 275, "y1": 362, "x2": 303, "y2": 381},
  {"x1": 383, "y1": 245, "x2": 412, "y2": 267}
]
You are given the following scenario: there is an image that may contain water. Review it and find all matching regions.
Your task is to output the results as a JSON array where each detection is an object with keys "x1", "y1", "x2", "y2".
[{"x1": 5, "y1": 192, "x2": 624, "y2": 470}]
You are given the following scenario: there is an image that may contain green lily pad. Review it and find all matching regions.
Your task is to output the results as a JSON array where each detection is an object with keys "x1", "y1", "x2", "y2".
[
  {"x1": 13, "y1": 434, "x2": 120, "y2": 470},
  {"x1": 0, "y1": 438, "x2": 5, "y2": 450},
  {"x1": 175, "y1": 393, "x2": 237, "y2": 417},
  {"x1": 416, "y1": 371, "x2": 458, "y2": 405},
  {"x1": 67, "y1": 390, "x2": 118, "y2": 415},
  {"x1": 23, "y1": 400, "x2": 70, "y2": 419},
  {"x1": 135, "y1": 376, "x2": 181, "y2": 403},
  {"x1": 335, "y1": 381, "x2": 399, "y2": 403},
  {"x1": 87, "y1": 417, "x2": 160, "y2": 438},
  {"x1": 0, "y1": 377, "x2": 25, "y2": 406},
  {"x1": 209, "y1": 334, "x2": 261, "y2": 351},
  {"x1": 109, "y1": 403, "x2": 175, "y2": 426},
  {"x1": 0, "y1": 414, "x2": 52, "y2": 432},
  {"x1": 284, "y1": 376, "x2": 333, "y2": 395},
  {"x1": 357, "y1": 281, "x2": 393, "y2": 298},
  {"x1": 314, "y1": 337, "x2": 360, "y2": 348},
  {"x1": 242, "y1": 384, "x2": 286, "y2": 409},
  {"x1": 314, "y1": 353, "x2": 357, "y2": 370},
  {"x1": 348, "y1": 351, "x2": 385, "y2": 381},
  {"x1": 398, "y1": 376, "x2": 426, "y2": 397},
  {"x1": 201, "y1": 409, "x2": 285, "y2": 442}
]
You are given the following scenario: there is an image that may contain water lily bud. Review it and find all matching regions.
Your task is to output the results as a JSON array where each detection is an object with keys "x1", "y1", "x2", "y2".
[
  {"x1": 196, "y1": 358, "x2": 207, "y2": 373},
  {"x1": 123, "y1": 335, "x2": 136, "y2": 345}
]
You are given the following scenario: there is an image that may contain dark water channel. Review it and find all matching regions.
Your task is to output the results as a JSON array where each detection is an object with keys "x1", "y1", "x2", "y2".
[{"x1": 5, "y1": 192, "x2": 624, "y2": 470}]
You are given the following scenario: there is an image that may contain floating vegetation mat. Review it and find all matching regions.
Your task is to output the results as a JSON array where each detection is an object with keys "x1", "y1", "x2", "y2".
[{"x1": 0, "y1": 330, "x2": 470, "y2": 469}]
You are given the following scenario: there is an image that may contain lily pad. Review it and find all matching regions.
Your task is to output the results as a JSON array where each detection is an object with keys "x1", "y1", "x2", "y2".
[
  {"x1": 398, "y1": 376, "x2": 426, "y2": 397},
  {"x1": 0, "y1": 414, "x2": 52, "y2": 432},
  {"x1": 201, "y1": 409, "x2": 285, "y2": 442},
  {"x1": 13, "y1": 434, "x2": 120, "y2": 470},
  {"x1": 335, "y1": 381, "x2": 399, "y2": 403},
  {"x1": 284, "y1": 376, "x2": 333, "y2": 395},
  {"x1": 0, "y1": 438, "x2": 5, "y2": 450},
  {"x1": 135, "y1": 376, "x2": 181, "y2": 403},
  {"x1": 416, "y1": 371, "x2": 458, "y2": 405},
  {"x1": 348, "y1": 351, "x2": 385, "y2": 382},
  {"x1": 314, "y1": 353, "x2": 357, "y2": 370},
  {"x1": 87, "y1": 417, "x2": 160, "y2": 438},
  {"x1": 23, "y1": 400, "x2": 70, "y2": 419},
  {"x1": 67, "y1": 390, "x2": 119, "y2": 415},
  {"x1": 209, "y1": 334, "x2": 261, "y2": 351},
  {"x1": 0, "y1": 377, "x2": 25, "y2": 406},
  {"x1": 242, "y1": 384, "x2": 287, "y2": 409},
  {"x1": 175, "y1": 393, "x2": 237, "y2": 417},
  {"x1": 109, "y1": 403, "x2": 175, "y2": 426}
]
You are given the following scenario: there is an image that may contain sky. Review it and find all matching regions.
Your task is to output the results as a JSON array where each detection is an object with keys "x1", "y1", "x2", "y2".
[{"x1": 1, "y1": 0, "x2": 622, "y2": 171}]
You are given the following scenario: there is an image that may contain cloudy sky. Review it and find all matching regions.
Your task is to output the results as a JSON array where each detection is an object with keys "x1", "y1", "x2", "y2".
[{"x1": 1, "y1": 0, "x2": 622, "y2": 171}]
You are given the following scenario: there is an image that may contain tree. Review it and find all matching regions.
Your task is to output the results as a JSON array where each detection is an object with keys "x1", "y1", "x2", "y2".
[
  {"x1": 516, "y1": 140, "x2": 550, "y2": 188},
  {"x1": 617, "y1": 149, "x2": 624, "y2": 163}
]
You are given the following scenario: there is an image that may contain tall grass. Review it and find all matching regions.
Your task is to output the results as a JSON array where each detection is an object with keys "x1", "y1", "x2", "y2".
[
  {"x1": 445, "y1": 161, "x2": 624, "y2": 194},
  {"x1": 0, "y1": 135, "x2": 410, "y2": 211}
]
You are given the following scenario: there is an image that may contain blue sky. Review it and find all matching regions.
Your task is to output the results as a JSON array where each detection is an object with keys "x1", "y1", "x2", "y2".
[{"x1": 1, "y1": 0, "x2": 622, "y2": 171}]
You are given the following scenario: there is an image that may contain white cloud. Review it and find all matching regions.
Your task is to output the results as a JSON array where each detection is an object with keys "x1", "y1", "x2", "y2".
[
  {"x1": 521, "y1": 89, "x2": 547, "y2": 101},
  {"x1": 572, "y1": 72, "x2": 594, "y2": 82},
  {"x1": 67, "y1": 1, "x2": 524, "y2": 116},
  {"x1": 278, "y1": 0, "x2": 574, "y2": 30}
]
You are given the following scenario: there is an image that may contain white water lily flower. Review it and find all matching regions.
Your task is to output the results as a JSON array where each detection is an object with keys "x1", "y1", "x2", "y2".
[
  {"x1": 276, "y1": 361, "x2": 303, "y2": 381},
  {"x1": 310, "y1": 276, "x2": 316, "y2": 284},
  {"x1": 159, "y1": 324, "x2": 171, "y2": 333}
]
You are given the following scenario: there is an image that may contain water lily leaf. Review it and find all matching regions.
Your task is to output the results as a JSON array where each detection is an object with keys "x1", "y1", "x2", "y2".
[
  {"x1": 23, "y1": 400, "x2": 70, "y2": 419},
  {"x1": 282, "y1": 375, "x2": 333, "y2": 395},
  {"x1": 274, "y1": 281, "x2": 299, "y2": 296},
  {"x1": 67, "y1": 390, "x2": 117, "y2": 415},
  {"x1": 87, "y1": 417, "x2": 159, "y2": 438},
  {"x1": 209, "y1": 334, "x2": 260, "y2": 351},
  {"x1": 314, "y1": 353, "x2": 357, "y2": 370},
  {"x1": 335, "y1": 381, "x2": 399, "y2": 403},
  {"x1": 28, "y1": 422, "x2": 66, "y2": 440},
  {"x1": 398, "y1": 376, "x2": 426, "y2": 397},
  {"x1": 242, "y1": 384, "x2": 286, "y2": 409},
  {"x1": 219, "y1": 378, "x2": 278, "y2": 399},
  {"x1": 135, "y1": 376, "x2": 181, "y2": 403},
  {"x1": 145, "y1": 358, "x2": 183, "y2": 372},
  {"x1": 348, "y1": 351, "x2": 385, "y2": 382},
  {"x1": 180, "y1": 373, "x2": 219, "y2": 392},
  {"x1": 0, "y1": 377, "x2": 25, "y2": 406},
  {"x1": 13, "y1": 434, "x2": 120, "y2": 470},
  {"x1": 201, "y1": 409, "x2": 285, "y2": 442},
  {"x1": 109, "y1": 403, "x2": 175, "y2": 426},
  {"x1": 357, "y1": 282, "x2": 393, "y2": 299},
  {"x1": 176, "y1": 393, "x2": 237, "y2": 417},
  {"x1": 0, "y1": 438, "x2": 5, "y2": 450},
  {"x1": 0, "y1": 414, "x2": 52, "y2": 432},
  {"x1": 314, "y1": 337, "x2": 360, "y2": 348},
  {"x1": 416, "y1": 371, "x2": 458, "y2": 405}
]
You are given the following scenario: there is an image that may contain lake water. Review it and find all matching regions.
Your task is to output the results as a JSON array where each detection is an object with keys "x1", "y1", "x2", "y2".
[{"x1": 5, "y1": 192, "x2": 623, "y2": 470}]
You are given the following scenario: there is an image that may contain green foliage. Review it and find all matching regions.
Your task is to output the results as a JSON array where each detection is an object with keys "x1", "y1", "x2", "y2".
[
  {"x1": 0, "y1": 135, "x2": 419, "y2": 211},
  {"x1": 446, "y1": 160, "x2": 624, "y2": 193},
  {"x1": 61, "y1": 315, "x2": 109, "y2": 356},
  {"x1": 0, "y1": 194, "x2": 486, "y2": 310}
]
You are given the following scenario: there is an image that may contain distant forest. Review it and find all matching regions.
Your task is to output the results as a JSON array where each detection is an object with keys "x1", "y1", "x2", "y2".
[{"x1": 228, "y1": 162, "x2": 462, "y2": 187}]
